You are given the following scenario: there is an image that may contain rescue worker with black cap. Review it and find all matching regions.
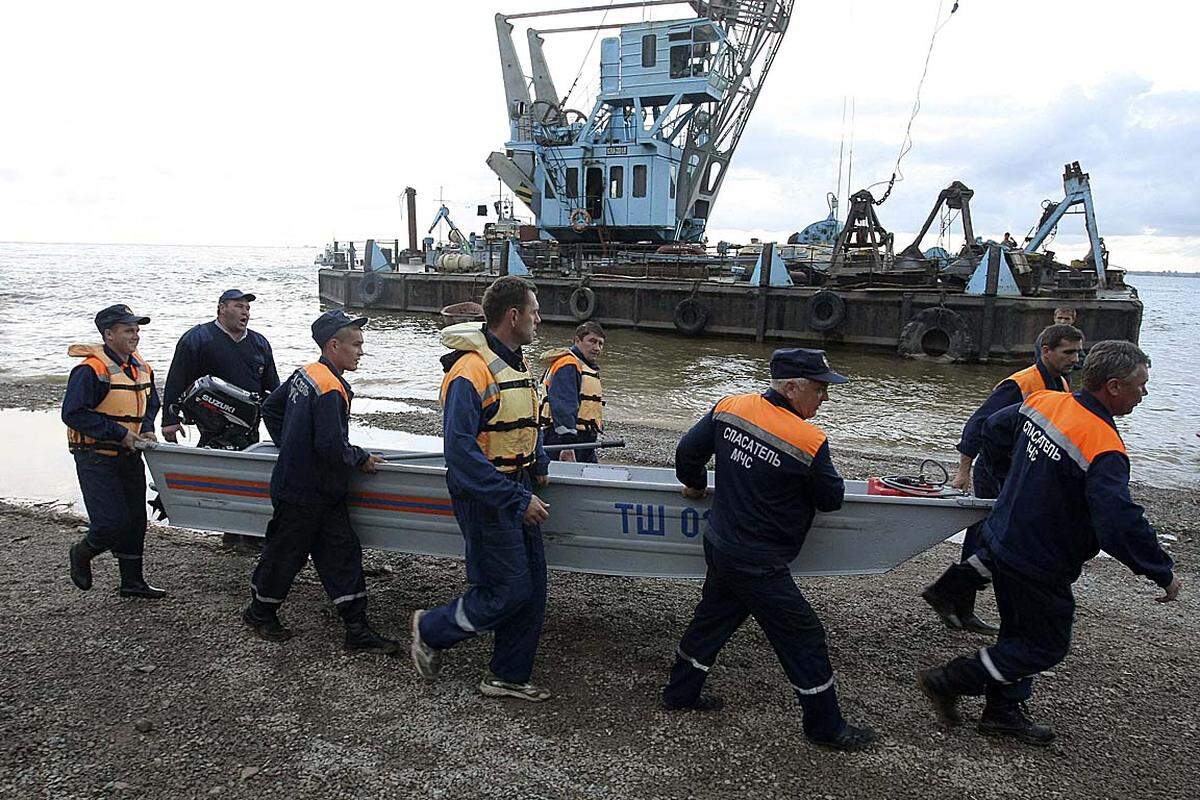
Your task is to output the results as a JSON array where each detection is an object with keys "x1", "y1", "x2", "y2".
[
  {"x1": 241, "y1": 310, "x2": 399, "y2": 654},
  {"x1": 64, "y1": 304, "x2": 165, "y2": 598},
  {"x1": 662, "y1": 348, "x2": 876, "y2": 752},
  {"x1": 161, "y1": 289, "x2": 279, "y2": 446},
  {"x1": 918, "y1": 341, "x2": 1181, "y2": 745},
  {"x1": 922, "y1": 323, "x2": 1084, "y2": 633},
  {"x1": 539, "y1": 321, "x2": 606, "y2": 463},
  {"x1": 410, "y1": 276, "x2": 553, "y2": 702}
]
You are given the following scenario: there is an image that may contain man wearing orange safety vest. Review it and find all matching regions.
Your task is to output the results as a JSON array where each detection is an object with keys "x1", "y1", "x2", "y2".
[
  {"x1": 64, "y1": 304, "x2": 165, "y2": 598},
  {"x1": 411, "y1": 276, "x2": 553, "y2": 702},
  {"x1": 922, "y1": 324, "x2": 1084, "y2": 633},
  {"x1": 540, "y1": 321, "x2": 606, "y2": 463},
  {"x1": 241, "y1": 310, "x2": 399, "y2": 655},
  {"x1": 919, "y1": 341, "x2": 1180, "y2": 746},
  {"x1": 662, "y1": 348, "x2": 875, "y2": 752}
]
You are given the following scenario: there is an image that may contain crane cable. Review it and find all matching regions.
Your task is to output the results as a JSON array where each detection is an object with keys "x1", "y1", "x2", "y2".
[
  {"x1": 561, "y1": 0, "x2": 618, "y2": 109},
  {"x1": 869, "y1": 0, "x2": 961, "y2": 206}
]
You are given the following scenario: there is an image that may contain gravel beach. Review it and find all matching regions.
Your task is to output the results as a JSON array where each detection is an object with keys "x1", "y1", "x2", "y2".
[{"x1": 1, "y1": 379, "x2": 1196, "y2": 799}]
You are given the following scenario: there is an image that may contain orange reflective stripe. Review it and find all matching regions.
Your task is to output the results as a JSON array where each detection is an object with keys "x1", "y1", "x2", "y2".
[
  {"x1": 440, "y1": 353, "x2": 500, "y2": 409},
  {"x1": 547, "y1": 352, "x2": 582, "y2": 377},
  {"x1": 1001, "y1": 365, "x2": 1068, "y2": 399},
  {"x1": 713, "y1": 394, "x2": 826, "y2": 466},
  {"x1": 302, "y1": 363, "x2": 349, "y2": 405},
  {"x1": 1020, "y1": 391, "x2": 1125, "y2": 470}
]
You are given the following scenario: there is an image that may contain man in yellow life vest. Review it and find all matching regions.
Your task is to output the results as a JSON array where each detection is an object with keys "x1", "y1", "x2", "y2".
[
  {"x1": 64, "y1": 304, "x2": 165, "y2": 599},
  {"x1": 411, "y1": 276, "x2": 554, "y2": 702},
  {"x1": 540, "y1": 321, "x2": 605, "y2": 463},
  {"x1": 922, "y1": 324, "x2": 1084, "y2": 633}
]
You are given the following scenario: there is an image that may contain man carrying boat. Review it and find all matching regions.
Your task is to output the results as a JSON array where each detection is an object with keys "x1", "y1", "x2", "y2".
[
  {"x1": 918, "y1": 341, "x2": 1180, "y2": 745},
  {"x1": 662, "y1": 348, "x2": 876, "y2": 752},
  {"x1": 64, "y1": 304, "x2": 166, "y2": 599},
  {"x1": 922, "y1": 323, "x2": 1084, "y2": 633},
  {"x1": 161, "y1": 289, "x2": 280, "y2": 446},
  {"x1": 410, "y1": 276, "x2": 553, "y2": 702},
  {"x1": 241, "y1": 310, "x2": 399, "y2": 654},
  {"x1": 540, "y1": 321, "x2": 605, "y2": 463}
]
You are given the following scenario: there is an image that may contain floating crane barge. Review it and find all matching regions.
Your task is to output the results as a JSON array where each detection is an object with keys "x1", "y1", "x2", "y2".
[{"x1": 318, "y1": 1, "x2": 1142, "y2": 362}]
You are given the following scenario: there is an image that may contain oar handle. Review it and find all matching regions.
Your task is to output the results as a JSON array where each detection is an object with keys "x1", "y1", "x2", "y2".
[{"x1": 381, "y1": 438, "x2": 626, "y2": 463}]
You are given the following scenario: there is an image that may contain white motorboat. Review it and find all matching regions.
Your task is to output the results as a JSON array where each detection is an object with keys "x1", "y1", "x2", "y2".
[{"x1": 142, "y1": 442, "x2": 990, "y2": 578}]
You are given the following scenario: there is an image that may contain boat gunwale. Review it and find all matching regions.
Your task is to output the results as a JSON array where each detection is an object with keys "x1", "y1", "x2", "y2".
[{"x1": 143, "y1": 443, "x2": 992, "y2": 510}]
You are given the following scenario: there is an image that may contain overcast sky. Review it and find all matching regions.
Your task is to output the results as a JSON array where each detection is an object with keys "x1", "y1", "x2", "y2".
[{"x1": 2, "y1": 0, "x2": 1198, "y2": 269}]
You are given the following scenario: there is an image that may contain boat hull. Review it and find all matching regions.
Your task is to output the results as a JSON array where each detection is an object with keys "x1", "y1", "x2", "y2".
[{"x1": 143, "y1": 443, "x2": 991, "y2": 579}]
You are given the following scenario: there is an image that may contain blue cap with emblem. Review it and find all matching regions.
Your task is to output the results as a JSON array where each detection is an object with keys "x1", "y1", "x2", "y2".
[
  {"x1": 311, "y1": 309, "x2": 368, "y2": 347},
  {"x1": 219, "y1": 289, "x2": 256, "y2": 303},
  {"x1": 769, "y1": 348, "x2": 848, "y2": 384},
  {"x1": 94, "y1": 304, "x2": 151, "y2": 333}
]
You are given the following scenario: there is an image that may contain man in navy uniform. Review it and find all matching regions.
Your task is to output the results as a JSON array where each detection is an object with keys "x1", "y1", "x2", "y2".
[
  {"x1": 161, "y1": 289, "x2": 279, "y2": 446},
  {"x1": 410, "y1": 276, "x2": 553, "y2": 702},
  {"x1": 241, "y1": 310, "x2": 399, "y2": 654},
  {"x1": 922, "y1": 323, "x2": 1084, "y2": 633},
  {"x1": 64, "y1": 304, "x2": 165, "y2": 598},
  {"x1": 661, "y1": 348, "x2": 876, "y2": 752},
  {"x1": 540, "y1": 321, "x2": 606, "y2": 463},
  {"x1": 918, "y1": 341, "x2": 1180, "y2": 745}
]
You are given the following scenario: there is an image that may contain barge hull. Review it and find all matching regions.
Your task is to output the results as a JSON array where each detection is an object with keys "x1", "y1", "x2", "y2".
[{"x1": 320, "y1": 270, "x2": 1141, "y2": 362}]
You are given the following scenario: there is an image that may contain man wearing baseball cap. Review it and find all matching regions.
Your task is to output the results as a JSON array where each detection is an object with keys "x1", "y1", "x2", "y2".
[
  {"x1": 241, "y1": 310, "x2": 399, "y2": 654},
  {"x1": 161, "y1": 289, "x2": 279, "y2": 447},
  {"x1": 63, "y1": 304, "x2": 165, "y2": 599},
  {"x1": 661, "y1": 348, "x2": 876, "y2": 752}
]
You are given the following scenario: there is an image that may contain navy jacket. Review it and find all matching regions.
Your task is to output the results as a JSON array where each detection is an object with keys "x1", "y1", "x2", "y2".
[
  {"x1": 676, "y1": 389, "x2": 844, "y2": 566},
  {"x1": 62, "y1": 345, "x2": 160, "y2": 444},
  {"x1": 442, "y1": 329, "x2": 549, "y2": 526},
  {"x1": 957, "y1": 359, "x2": 1066, "y2": 460},
  {"x1": 162, "y1": 321, "x2": 279, "y2": 426},
  {"x1": 262, "y1": 357, "x2": 368, "y2": 505},
  {"x1": 979, "y1": 391, "x2": 1174, "y2": 589}
]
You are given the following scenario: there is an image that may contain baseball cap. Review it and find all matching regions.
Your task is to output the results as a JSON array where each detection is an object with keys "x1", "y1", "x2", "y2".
[{"x1": 769, "y1": 348, "x2": 848, "y2": 384}]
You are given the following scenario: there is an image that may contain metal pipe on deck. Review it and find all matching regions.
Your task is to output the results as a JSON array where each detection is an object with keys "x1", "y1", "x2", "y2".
[{"x1": 405, "y1": 187, "x2": 418, "y2": 254}]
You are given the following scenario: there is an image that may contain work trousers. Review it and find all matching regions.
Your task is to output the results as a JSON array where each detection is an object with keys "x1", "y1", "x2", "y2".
[
  {"x1": 420, "y1": 476, "x2": 548, "y2": 684},
  {"x1": 664, "y1": 539, "x2": 845, "y2": 739},
  {"x1": 941, "y1": 558, "x2": 1075, "y2": 704},
  {"x1": 250, "y1": 499, "x2": 368, "y2": 623},
  {"x1": 544, "y1": 428, "x2": 598, "y2": 463},
  {"x1": 930, "y1": 462, "x2": 1000, "y2": 600},
  {"x1": 74, "y1": 452, "x2": 148, "y2": 561}
]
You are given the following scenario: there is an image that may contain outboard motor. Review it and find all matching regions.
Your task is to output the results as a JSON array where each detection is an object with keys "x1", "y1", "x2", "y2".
[{"x1": 174, "y1": 375, "x2": 263, "y2": 451}]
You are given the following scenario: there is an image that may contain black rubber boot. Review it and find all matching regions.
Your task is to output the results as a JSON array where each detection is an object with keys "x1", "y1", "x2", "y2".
[
  {"x1": 69, "y1": 539, "x2": 101, "y2": 591},
  {"x1": 917, "y1": 667, "x2": 963, "y2": 725},
  {"x1": 806, "y1": 724, "x2": 877, "y2": 752},
  {"x1": 117, "y1": 558, "x2": 167, "y2": 599},
  {"x1": 921, "y1": 582, "x2": 964, "y2": 630},
  {"x1": 979, "y1": 700, "x2": 1055, "y2": 746},
  {"x1": 241, "y1": 603, "x2": 293, "y2": 642},
  {"x1": 956, "y1": 591, "x2": 1000, "y2": 635},
  {"x1": 344, "y1": 620, "x2": 401, "y2": 656}
]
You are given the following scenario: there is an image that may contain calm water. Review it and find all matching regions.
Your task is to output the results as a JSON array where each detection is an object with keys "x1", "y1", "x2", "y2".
[{"x1": 0, "y1": 242, "x2": 1196, "y2": 490}]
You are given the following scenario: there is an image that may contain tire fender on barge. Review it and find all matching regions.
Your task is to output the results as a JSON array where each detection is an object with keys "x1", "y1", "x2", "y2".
[
  {"x1": 673, "y1": 298, "x2": 710, "y2": 335},
  {"x1": 569, "y1": 286, "x2": 596, "y2": 321},
  {"x1": 898, "y1": 307, "x2": 975, "y2": 362},
  {"x1": 806, "y1": 290, "x2": 846, "y2": 331}
]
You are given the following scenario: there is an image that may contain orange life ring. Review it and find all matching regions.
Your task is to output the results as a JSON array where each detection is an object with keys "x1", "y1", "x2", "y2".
[{"x1": 569, "y1": 208, "x2": 591, "y2": 233}]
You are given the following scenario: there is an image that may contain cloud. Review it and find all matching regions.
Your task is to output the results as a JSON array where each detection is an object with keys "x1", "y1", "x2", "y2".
[{"x1": 721, "y1": 75, "x2": 1200, "y2": 254}]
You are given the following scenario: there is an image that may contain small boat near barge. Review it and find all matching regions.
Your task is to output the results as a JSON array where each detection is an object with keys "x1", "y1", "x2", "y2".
[{"x1": 143, "y1": 442, "x2": 991, "y2": 579}]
